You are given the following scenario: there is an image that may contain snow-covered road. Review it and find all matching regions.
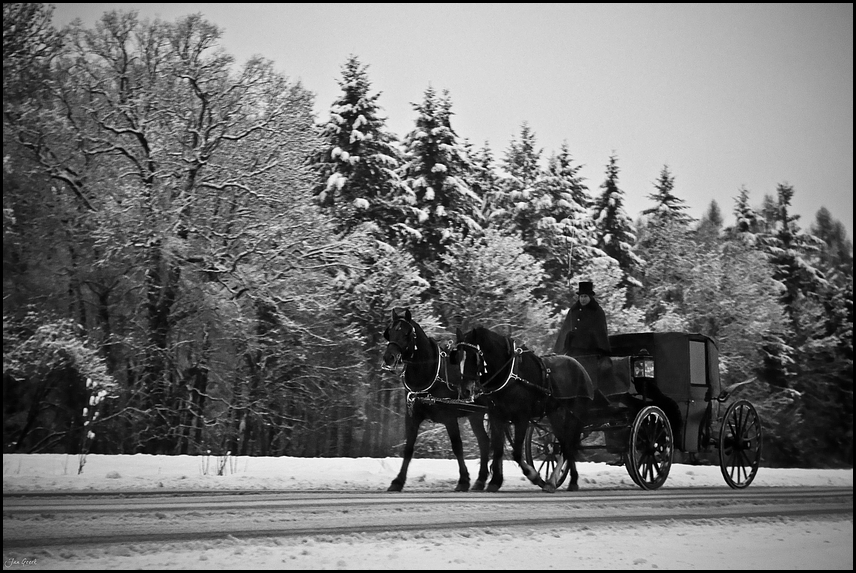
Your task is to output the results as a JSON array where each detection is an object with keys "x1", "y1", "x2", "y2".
[{"x1": 3, "y1": 454, "x2": 852, "y2": 570}]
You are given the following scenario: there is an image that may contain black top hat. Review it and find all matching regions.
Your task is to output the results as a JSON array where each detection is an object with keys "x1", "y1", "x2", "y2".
[{"x1": 576, "y1": 281, "x2": 595, "y2": 296}]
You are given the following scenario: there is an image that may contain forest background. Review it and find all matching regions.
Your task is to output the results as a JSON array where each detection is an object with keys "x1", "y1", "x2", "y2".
[{"x1": 3, "y1": 5, "x2": 852, "y2": 468}]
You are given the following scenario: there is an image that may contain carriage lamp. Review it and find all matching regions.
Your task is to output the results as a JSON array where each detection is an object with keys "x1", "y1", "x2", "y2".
[{"x1": 633, "y1": 350, "x2": 655, "y2": 379}]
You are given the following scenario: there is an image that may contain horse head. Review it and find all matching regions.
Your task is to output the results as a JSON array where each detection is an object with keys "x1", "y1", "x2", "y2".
[
  {"x1": 382, "y1": 308, "x2": 417, "y2": 371},
  {"x1": 449, "y1": 327, "x2": 489, "y2": 397}
]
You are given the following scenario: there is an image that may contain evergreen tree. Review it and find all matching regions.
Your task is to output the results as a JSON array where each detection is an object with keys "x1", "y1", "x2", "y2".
[
  {"x1": 810, "y1": 207, "x2": 854, "y2": 283},
  {"x1": 723, "y1": 184, "x2": 850, "y2": 464},
  {"x1": 728, "y1": 185, "x2": 762, "y2": 245},
  {"x1": 396, "y1": 86, "x2": 483, "y2": 269},
  {"x1": 592, "y1": 154, "x2": 643, "y2": 290},
  {"x1": 544, "y1": 143, "x2": 591, "y2": 211},
  {"x1": 468, "y1": 141, "x2": 501, "y2": 218},
  {"x1": 758, "y1": 185, "x2": 850, "y2": 464},
  {"x1": 310, "y1": 55, "x2": 406, "y2": 239},
  {"x1": 483, "y1": 122, "x2": 544, "y2": 233},
  {"x1": 682, "y1": 239, "x2": 790, "y2": 385},
  {"x1": 635, "y1": 165, "x2": 696, "y2": 324},
  {"x1": 642, "y1": 164, "x2": 695, "y2": 225},
  {"x1": 786, "y1": 275, "x2": 853, "y2": 466},
  {"x1": 763, "y1": 183, "x2": 829, "y2": 321},
  {"x1": 726, "y1": 184, "x2": 830, "y2": 342},
  {"x1": 696, "y1": 199, "x2": 723, "y2": 248},
  {"x1": 503, "y1": 122, "x2": 542, "y2": 188},
  {"x1": 759, "y1": 193, "x2": 779, "y2": 234},
  {"x1": 724, "y1": 186, "x2": 795, "y2": 388},
  {"x1": 527, "y1": 143, "x2": 602, "y2": 310}
]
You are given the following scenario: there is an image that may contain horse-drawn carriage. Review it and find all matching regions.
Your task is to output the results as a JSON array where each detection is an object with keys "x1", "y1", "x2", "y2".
[
  {"x1": 382, "y1": 309, "x2": 762, "y2": 493},
  {"x1": 524, "y1": 331, "x2": 763, "y2": 490}
]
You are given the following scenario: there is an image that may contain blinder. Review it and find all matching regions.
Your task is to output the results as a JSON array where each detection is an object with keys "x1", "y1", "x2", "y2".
[{"x1": 453, "y1": 340, "x2": 488, "y2": 380}]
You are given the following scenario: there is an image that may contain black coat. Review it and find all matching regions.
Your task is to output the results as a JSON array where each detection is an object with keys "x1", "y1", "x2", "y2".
[{"x1": 553, "y1": 298, "x2": 611, "y2": 356}]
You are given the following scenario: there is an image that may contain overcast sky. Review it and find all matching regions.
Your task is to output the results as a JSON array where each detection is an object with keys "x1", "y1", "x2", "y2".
[{"x1": 51, "y1": 3, "x2": 854, "y2": 238}]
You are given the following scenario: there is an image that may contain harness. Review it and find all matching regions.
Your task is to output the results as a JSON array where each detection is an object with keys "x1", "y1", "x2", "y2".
[
  {"x1": 402, "y1": 347, "x2": 484, "y2": 416},
  {"x1": 401, "y1": 342, "x2": 445, "y2": 394},
  {"x1": 386, "y1": 318, "x2": 481, "y2": 416},
  {"x1": 456, "y1": 337, "x2": 552, "y2": 398}
]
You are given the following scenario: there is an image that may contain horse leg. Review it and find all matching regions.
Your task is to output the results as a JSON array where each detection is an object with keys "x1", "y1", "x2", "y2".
[
  {"x1": 558, "y1": 426, "x2": 580, "y2": 491},
  {"x1": 468, "y1": 413, "x2": 490, "y2": 491},
  {"x1": 566, "y1": 456, "x2": 579, "y2": 491},
  {"x1": 547, "y1": 452, "x2": 565, "y2": 490},
  {"x1": 560, "y1": 413, "x2": 582, "y2": 492},
  {"x1": 388, "y1": 409, "x2": 420, "y2": 492},
  {"x1": 511, "y1": 420, "x2": 550, "y2": 492},
  {"x1": 443, "y1": 419, "x2": 471, "y2": 492},
  {"x1": 568, "y1": 399, "x2": 591, "y2": 491},
  {"x1": 486, "y1": 415, "x2": 505, "y2": 492}
]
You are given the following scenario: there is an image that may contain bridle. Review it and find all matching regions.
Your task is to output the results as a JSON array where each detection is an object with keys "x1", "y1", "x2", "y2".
[
  {"x1": 453, "y1": 341, "x2": 487, "y2": 377},
  {"x1": 383, "y1": 318, "x2": 448, "y2": 395},
  {"x1": 454, "y1": 336, "x2": 535, "y2": 395},
  {"x1": 382, "y1": 318, "x2": 418, "y2": 367}
]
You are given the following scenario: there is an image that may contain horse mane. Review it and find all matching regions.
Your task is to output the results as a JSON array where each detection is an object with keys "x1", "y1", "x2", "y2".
[
  {"x1": 411, "y1": 321, "x2": 445, "y2": 361},
  {"x1": 472, "y1": 325, "x2": 501, "y2": 344},
  {"x1": 471, "y1": 326, "x2": 526, "y2": 355}
]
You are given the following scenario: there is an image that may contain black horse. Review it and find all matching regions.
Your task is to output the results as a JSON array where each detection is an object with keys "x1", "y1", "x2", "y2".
[
  {"x1": 451, "y1": 326, "x2": 593, "y2": 493},
  {"x1": 382, "y1": 309, "x2": 491, "y2": 492}
]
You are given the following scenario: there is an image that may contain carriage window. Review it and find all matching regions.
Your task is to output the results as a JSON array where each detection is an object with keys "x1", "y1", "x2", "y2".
[{"x1": 689, "y1": 340, "x2": 707, "y2": 386}]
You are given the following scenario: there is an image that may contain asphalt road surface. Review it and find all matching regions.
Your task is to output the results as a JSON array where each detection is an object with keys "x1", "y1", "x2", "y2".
[{"x1": 4, "y1": 486, "x2": 851, "y2": 549}]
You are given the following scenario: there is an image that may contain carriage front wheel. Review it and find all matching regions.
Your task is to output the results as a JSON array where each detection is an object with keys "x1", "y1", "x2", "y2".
[
  {"x1": 719, "y1": 400, "x2": 762, "y2": 489},
  {"x1": 524, "y1": 421, "x2": 570, "y2": 488},
  {"x1": 625, "y1": 405, "x2": 673, "y2": 490}
]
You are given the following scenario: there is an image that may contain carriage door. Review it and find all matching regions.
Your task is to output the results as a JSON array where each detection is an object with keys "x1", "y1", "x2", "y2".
[{"x1": 683, "y1": 339, "x2": 710, "y2": 453}]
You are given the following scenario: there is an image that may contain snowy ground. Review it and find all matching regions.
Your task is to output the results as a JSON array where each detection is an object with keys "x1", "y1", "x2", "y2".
[{"x1": 3, "y1": 453, "x2": 853, "y2": 570}]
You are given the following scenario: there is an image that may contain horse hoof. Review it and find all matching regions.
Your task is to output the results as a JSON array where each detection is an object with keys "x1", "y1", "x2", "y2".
[
  {"x1": 486, "y1": 483, "x2": 501, "y2": 493},
  {"x1": 387, "y1": 483, "x2": 403, "y2": 492},
  {"x1": 455, "y1": 483, "x2": 470, "y2": 492},
  {"x1": 472, "y1": 481, "x2": 486, "y2": 492},
  {"x1": 542, "y1": 483, "x2": 557, "y2": 493},
  {"x1": 567, "y1": 483, "x2": 579, "y2": 492}
]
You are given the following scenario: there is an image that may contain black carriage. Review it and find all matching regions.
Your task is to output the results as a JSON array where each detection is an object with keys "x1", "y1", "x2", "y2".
[{"x1": 525, "y1": 331, "x2": 763, "y2": 490}]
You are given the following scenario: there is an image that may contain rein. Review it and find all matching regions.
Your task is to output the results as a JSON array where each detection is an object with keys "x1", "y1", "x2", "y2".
[{"x1": 459, "y1": 338, "x2": 551, "y2": 397}]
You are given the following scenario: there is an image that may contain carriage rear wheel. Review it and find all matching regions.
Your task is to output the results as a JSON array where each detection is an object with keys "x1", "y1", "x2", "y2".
[
  {"x1": 719, "y1": 400, "x2": 762, "y2": 489},
  {"x1": 524, "y1": 421, "x2": 570, "y2": 488},
  {"x1": 625, "y1": 405, "x2": 673, "y2": 490}
]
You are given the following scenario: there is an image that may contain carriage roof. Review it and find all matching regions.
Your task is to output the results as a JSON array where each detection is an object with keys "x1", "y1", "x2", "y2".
[{"x1": 608, "y1": 331, "x2": 721, "y2": 402}]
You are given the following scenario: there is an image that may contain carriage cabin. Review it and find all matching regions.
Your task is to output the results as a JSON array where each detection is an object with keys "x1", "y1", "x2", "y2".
[{"x1": 608, "y1": 332, "x2": 721, "y2": 454}]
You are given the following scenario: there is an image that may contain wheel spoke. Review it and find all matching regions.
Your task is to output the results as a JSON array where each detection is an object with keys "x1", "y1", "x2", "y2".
[
  {"x1": 729, "y1": 461, "x2": 742, "y2": 484},
  {"x1": 739, "y1": 462, "x2": 749, "y2": 484},
  {"x1": 627, "y1": 406, "x2": 672, "y2": 490},
  {"x1": 649, "y1": 457, "x2": 660, "y2": 478},
  {"x1": 720, "y1": 400, "x2": 762, "y2": 489},
  {"x1": 525, "y1": 422, "x2": 569, "y2": 487},
  {"x1": 641, "y1": 455, "x2": 652, "y2": 482},
  {"x1": 726, "y1": 463, "x2": 739, "y2": 483},
  {"x1": 727, "y1": 418, "x2": 738, "y2": 440}
]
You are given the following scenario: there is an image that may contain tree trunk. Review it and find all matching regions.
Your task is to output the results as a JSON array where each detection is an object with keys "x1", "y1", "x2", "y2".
[{"x1": 141, "y1": 240, "x2": 181, "y2": 454}]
